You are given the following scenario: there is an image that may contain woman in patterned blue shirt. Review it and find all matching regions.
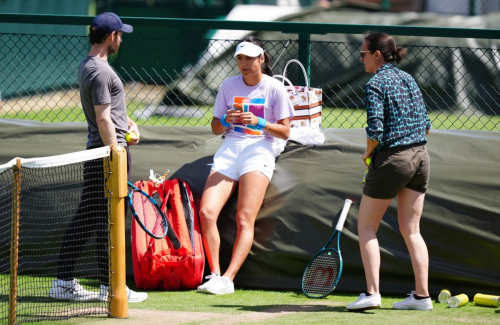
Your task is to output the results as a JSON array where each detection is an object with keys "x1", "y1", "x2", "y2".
[{"x1": 347, "y1": 32, "x2": 432, "y2": 312}]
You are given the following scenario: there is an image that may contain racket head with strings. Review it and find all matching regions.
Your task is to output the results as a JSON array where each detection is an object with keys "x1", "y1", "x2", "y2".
[
  {"x1": 302, "y1": 198, "x2": 353, "y2": 298},
  {"x1": 128, "y1": 183, "x2": 168, "y2": 240},
  {"x1": 302, "y1": 247, "x2": 342, "y2": 298}
]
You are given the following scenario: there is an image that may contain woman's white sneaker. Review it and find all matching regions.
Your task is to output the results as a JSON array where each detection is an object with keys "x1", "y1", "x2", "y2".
[
  {"x1": 393, "y1": 291, "x2": 433, "y2": 310},
  {"x1": 346, "y1": 293, "x2": 382, "y2": 311},
  {"x1": 198, "y1": 274, "x2": 234, "y2": 295},
  {"x1": 197, "y1": 273, "x2": 221, "y2": 293},
  {"x1": 207, "y1": 276, "x2": 234, "y2": 295}
]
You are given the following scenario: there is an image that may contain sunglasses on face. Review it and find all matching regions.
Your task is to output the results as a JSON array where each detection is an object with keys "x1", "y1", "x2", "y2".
[{"x1": 360, "y1": 50, "x2": 374, "y2": 59}]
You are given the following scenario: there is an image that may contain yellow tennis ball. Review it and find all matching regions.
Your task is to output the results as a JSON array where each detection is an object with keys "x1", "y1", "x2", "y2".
[
  {"x1": 125, "y1": 131, "x2": 137, "y2": 142},
  {"x1": 366, "y1": 157, "x2": 371, "y2": 165}
]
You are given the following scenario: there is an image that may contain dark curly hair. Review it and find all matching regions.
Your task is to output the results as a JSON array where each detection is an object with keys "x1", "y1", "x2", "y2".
[{"x1": 89, "y1": 26, "x2": 111, "y2": 45}]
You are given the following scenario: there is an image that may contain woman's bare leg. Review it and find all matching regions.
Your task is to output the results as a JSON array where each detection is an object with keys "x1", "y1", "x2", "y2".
[
  {"x1": 358, "y1": 194, "x2": 392, "y2": 294},
  {"x1": 397, "y1": 188, "x2": 429, "y2": 296},
  {"x1": 198, "y1": 171, "x2": 237, "y2": 275},
  {"x1": 223, "y1": 171, "x2": 269, "y2": 281}
]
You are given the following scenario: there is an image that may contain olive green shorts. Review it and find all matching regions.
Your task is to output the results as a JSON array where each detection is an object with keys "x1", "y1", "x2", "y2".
[{"x1": 363, "y1": 144, "x2": 430, "y2": 199}]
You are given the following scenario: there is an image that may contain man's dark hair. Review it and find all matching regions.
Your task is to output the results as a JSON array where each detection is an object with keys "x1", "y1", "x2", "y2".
[{"x1": 89, "y1": 26, "x2": 110, "y2": 45}]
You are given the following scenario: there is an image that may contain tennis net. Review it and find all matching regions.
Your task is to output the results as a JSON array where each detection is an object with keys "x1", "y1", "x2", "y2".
[{"x1": 0, "y1": 146, "x2": 126, "y2": 324}]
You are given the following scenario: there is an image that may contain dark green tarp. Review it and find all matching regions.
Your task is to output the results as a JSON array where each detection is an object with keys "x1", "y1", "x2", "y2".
[{"x1": 0, "y1": 119, "x2": 499, "y2": 297}]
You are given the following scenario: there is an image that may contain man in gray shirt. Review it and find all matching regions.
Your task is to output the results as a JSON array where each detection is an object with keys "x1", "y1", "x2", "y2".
[{"x1": 49, "y1": 12, "x2": 146, "y2": 303}]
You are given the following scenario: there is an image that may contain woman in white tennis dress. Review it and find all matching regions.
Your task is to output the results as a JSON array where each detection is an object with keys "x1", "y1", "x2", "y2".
[{"x1": 196, "y1": 36, "x2": 294, "y2": 295}]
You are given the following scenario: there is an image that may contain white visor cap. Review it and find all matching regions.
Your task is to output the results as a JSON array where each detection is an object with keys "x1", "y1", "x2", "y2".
[{"x1": 233, "y1": 42, "x2": 264, "y2": 58}]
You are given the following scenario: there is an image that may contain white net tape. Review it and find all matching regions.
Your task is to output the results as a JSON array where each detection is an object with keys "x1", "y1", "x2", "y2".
[{"x1": 0, "y1": 146, "x2": 111, "y2": 173}]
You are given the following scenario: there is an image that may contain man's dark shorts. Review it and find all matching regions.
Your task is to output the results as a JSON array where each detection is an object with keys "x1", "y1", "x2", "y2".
[{"x1": 363, "y1": 144, "x2": 430, "y2": 199}]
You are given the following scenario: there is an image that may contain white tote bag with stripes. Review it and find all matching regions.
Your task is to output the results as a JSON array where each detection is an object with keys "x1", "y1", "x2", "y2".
[{"x1": 274, "y1": 59, "x2": 325, "y2": 145}]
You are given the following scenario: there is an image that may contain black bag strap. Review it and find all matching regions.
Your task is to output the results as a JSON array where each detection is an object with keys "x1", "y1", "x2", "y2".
[
  {"x1": 156, "y1": 182, "x2": 182, "y2": 250},
  {"x1": 177, "y1": 179, "x2": 195, "y2": 250}
]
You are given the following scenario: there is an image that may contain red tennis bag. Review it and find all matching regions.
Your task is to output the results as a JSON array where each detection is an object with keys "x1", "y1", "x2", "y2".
[{"x1": 131, "y1": 178, "x2": 205, "y2": 290}]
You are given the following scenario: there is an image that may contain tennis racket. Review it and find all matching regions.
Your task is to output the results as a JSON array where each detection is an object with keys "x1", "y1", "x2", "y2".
[
  {"x1": 302, "y1": 198, "x2": 353, "y2": 299},
  {"x1": 128, "y1": 181, "x2": 168, "y2": 240}
]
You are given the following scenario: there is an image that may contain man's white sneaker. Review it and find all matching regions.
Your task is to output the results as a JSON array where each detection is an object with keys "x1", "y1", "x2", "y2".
[
  {"x1": 99, "y1": 285, "x2": 148, "y2": 303},
  {"x1": 393, "y1": 291, "x2": 433, "y2": 310},
  {"x1": 196, "y1": 273, "x2": 221, "y2": 293},
  {"x1": 346, "y1": 293, "x2": 382, "y2": 311},
  {"x1": 48, "y1": 279, "x2": 99, "y2": 301}
]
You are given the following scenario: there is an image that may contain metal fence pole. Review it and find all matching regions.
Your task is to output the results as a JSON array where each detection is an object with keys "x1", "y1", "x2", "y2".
[
  {"x1": 470, "y1": 0, "x2": 477, "y2": 15},
  {"x1": 298, "y1": 33, "x2": 311, "y2": 86},
  {"x1": 381, "y1": 0, "x2": 391, "y2": 11}
]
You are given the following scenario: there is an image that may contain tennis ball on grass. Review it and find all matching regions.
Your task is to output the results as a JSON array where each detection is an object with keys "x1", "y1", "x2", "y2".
[{"x1": 125, "y1": 131, "x2": 137, "y2": 142}]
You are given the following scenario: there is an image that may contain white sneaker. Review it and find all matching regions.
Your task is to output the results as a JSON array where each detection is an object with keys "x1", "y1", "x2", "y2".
[
  {"x1": 346, "y1": 293, "x2": 382, "y2": 311},
  {"x1": 49, "y1": 279, "x2": 99, "y2": 301},
  {"x1": 196, "y1": 273, "x2": 220, "y2": 293},
  {"x1": 99, "y1": 285, "x2": 148, "y2": 303},
  {"x1": 393, "y1": 291, "x2": 433, "y2": 310},
  {"x1": 197, "y1": 274, "x2": 234, "y2": 295}
]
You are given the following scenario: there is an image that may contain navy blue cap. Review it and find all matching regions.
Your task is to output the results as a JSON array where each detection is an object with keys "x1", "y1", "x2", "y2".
[{"x1": 91, "y1": 12, "x2": 133, "y2": 35}]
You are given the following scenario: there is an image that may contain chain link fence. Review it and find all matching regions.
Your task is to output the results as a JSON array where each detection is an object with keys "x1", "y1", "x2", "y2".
[{"x1": 1, "y1": 33, "x2": 499, "y2": 131}]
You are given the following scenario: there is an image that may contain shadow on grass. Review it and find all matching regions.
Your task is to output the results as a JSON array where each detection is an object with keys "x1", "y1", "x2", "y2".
[
  {"x1": 212, "y1": 304, "x2": 347, "y2": 313},
  {"x1": 289, "y1": 292, "x2": 306, "y2": 299},
  {"x1": 212, "y1": 304, "x2": 389, "y2": 315}
]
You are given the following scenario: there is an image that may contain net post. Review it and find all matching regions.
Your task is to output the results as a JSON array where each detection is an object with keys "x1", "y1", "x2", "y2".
[
  {"x1": 107, "y1": 145, "x2": 128, "y2": 318},
  {"x1": 9, "y1": 159, "x2": 21, "y2": 325}
]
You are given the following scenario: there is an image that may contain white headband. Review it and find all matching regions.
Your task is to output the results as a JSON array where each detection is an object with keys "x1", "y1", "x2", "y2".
[{"x1": 233, "y1": 42, "x2": 264, "y2": 58}]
